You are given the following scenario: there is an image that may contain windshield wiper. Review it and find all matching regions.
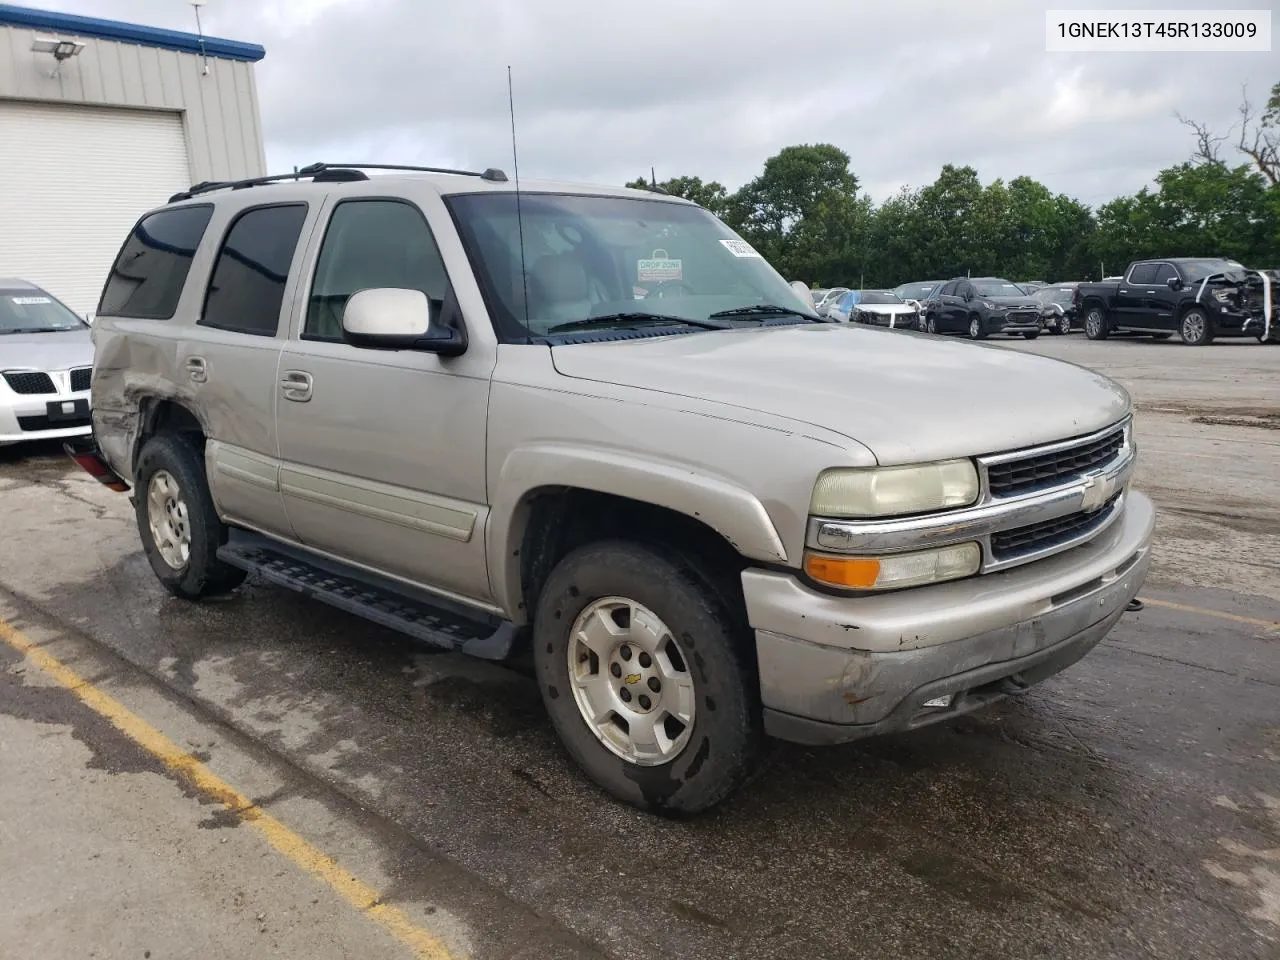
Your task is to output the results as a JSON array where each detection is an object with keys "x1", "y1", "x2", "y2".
[
  {"x1": 546, "y1": 312, "x2": 726, "y2": 334},
  {"x1": 3, "y1": 326, "x2": 71, "y2": 334},
  {"x1": 707, "y1": 304, "x2": 821, "y2": 322}
]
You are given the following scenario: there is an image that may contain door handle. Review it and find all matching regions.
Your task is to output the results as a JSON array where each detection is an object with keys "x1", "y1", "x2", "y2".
[
  {"x1": 185, "y1": 356, "x2": 207, "y2": 383},
  {"x1": 280, "y1": 370, "x2": 313, "y2": 402}
]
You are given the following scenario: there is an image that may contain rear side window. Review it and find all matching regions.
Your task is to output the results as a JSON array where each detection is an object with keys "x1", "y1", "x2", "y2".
[
  {"x1": 98, "y1": 205, "x2": 214, "y2": 319},
  {"x1": 1128, "y1": 263, "x2": 1158, "y2": 284},
  {"x1": 304, "y1": 199, "x2": 449, "y2": 341},
  {"x1": 200, "y1": 204, "x2": 308, "y2": 337}
]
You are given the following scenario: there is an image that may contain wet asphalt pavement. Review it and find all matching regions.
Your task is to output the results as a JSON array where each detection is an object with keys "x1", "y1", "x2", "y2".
[{"x1": 1, "y1": 336, "x2": 1278, "y2": 959}]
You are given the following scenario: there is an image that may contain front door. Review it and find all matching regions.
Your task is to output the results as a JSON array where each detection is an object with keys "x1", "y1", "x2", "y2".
[{"x1": 275, "y1": 195, "x2": 494, "y2": 605}]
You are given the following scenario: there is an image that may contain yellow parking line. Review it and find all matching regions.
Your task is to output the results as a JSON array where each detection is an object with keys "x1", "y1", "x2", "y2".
[
  {"x1": 1138, "y1": 597, "x2": 1280, "y2": 633},
  {"x1": 0, "y1": 618, "x2": 456, "y2": 960}
]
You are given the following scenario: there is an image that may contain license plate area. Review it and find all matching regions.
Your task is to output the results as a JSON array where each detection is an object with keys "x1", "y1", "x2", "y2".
[{"x1": 45, "y1": 398, "x2": 89, "y2": 423}]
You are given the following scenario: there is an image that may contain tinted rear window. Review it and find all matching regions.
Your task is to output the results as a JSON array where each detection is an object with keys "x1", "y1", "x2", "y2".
[
  {"x1": 200, "y1": 204, "x2": 308, "y2": 337},
  {"x1": 98, "y1": 205, "x2": 214, "y2": 319}
]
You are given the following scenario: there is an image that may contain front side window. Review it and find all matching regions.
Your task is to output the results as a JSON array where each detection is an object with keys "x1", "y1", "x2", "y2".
[
  {"x1": 1152, "y1": 263, "x2": 1177, "y2": 284},
  {"x1": 98, "y1": 205, "x2": 214, "y2": 319},
  {"x1": 446, "y1": 192, "x2": 815, "y2": 341},
  {"x1": 938, "y1": 281, "x2": 959, "y2": 297},
  {"x1": 200, "y1": 204, "x2": 308, "y2": 337},
  {"x1": 305, "y1": 200, "x2": 449, "y2": 341},
  {"x1": 0, "y1": 287, "x2": 86, "y2": 334}
]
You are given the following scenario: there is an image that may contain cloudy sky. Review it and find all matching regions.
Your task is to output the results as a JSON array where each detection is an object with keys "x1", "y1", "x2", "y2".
[{"x1": 29, "y1": 0, "x2": 1277, "y2": 208}]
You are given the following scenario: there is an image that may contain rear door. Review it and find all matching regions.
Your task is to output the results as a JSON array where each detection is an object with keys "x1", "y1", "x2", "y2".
[
  {"x1": 1116, "y1": 262, "x2": 1156, "y2": 327},
  {"x1": 185, "y1": 202, "x2": 314, "y2": 537},
  {"x1": 1147, "y1": 263, "x2": 1181, "y2": 332},
  {"x1": 275, "y1": 191, "x2": 494, "y2": 604}
]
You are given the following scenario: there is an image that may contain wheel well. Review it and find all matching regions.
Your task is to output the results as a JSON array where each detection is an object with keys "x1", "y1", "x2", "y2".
[
  {"x1": 517, "y1": 488, "x2": 751, "y2": 637},
  {"x1": 133, "y1": 398, "x2": 205, "y2": 470}
]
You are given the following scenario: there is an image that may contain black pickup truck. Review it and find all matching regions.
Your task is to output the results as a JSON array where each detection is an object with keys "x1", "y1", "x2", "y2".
[{"x1": 1076, "y1": 258, "x2": 1279, "y2": 346}]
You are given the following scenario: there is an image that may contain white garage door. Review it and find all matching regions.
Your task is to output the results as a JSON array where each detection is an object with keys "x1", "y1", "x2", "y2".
[{"x1": 0, "y1": 101, "x2": 192, "y2": 316}]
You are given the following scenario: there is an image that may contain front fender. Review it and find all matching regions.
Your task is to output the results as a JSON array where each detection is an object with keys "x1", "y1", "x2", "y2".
[{"x1": 487, "y1": 443, "x2": 789, "y2": 621}]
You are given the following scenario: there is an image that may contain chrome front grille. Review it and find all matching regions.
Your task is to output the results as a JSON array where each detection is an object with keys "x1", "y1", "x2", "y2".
[
  {"x1": 985, "y1": 424, "x2": 1126, "y2": 499},
  {"x1": 807, "y1": 418, "x2": 1136, "y2": 578},
  {"x1": 990, "y1": 493, "x2": 1123, "y2": 561}
]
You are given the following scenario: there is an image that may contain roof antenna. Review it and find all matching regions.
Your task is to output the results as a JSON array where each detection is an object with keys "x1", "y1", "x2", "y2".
[
  {"x1": 190, "y1": 1, "x2": 210, "y2": 76},
  {"x1": 651, "y1": 166, "x2": 657, "y2": 189},
  {"x1": 508, "y1": 65, "x2": 531, "y2": 345}
]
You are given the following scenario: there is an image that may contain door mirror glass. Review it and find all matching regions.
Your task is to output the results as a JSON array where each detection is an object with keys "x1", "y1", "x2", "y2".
[
  {"x1": 1166, "y1": 276, "x2": 1182, "y2": 291},
  {"x1": 341, "y1": 288, "x2": 465, "y2": 356}
]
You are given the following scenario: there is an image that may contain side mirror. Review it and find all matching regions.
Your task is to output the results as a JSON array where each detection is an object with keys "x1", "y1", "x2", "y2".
[
  {"x1": 1166, "y1": 276, "x2": 1182, "y2": 291},
  {"x1": 341, "y1": 288, "x2": 466, "y2": 357},
  {"x1": 962, "y1": 290, "x2": 973, "y2": 302}
]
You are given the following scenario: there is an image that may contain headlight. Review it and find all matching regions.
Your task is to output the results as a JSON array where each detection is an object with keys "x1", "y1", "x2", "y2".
[
  {"x1": 810, "y1": 460, "x2": 980, "y2": 518},
  {"x1": 1212, "y1": 289, "x2": 1233, "y2": 303},
  {"x1": 981, "y1": 300, "x2": 998, "y2": 310},
  {"x1": 804, "y1": 542, "x2": 982, "y2": 590}
]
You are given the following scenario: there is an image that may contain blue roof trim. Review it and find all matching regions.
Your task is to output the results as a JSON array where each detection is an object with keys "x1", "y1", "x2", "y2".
[{"x1": 0, "y1": 4, "x2": 265, "y2": 62}]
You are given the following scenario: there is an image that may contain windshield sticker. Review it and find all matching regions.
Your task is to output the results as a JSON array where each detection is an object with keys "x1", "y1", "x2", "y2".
[
  {"x1": 10, "y1": 296, "x2": 52, "y2": 305},
  {"x1": 637, "y1": 258, "x2": 683, "y2": 282},
  {"x1": 719, "y1": 238, "x2": 762, "y2": 259}
]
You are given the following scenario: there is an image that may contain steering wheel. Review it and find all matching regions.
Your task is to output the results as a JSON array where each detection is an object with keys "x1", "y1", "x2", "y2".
[{"x1": 645, "y1": 280, "x2": 697, "y2": 299}]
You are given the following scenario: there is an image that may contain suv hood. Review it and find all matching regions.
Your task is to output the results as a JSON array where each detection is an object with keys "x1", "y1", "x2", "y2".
[
  {"x1": 550, "y1": 324, "x2": 1129, "y2": 464},
  {"x1": 0, "y1": 328, "x2": 93, "y2": 372}
]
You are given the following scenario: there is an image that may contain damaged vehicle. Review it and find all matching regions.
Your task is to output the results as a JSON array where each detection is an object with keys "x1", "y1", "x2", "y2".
[
  {"x1": 72, "y1": 163, "x2": 1155, "y2": 814},
  {"x1": 1076, "y1": 258, "x2": 1280, "y2": 345}
]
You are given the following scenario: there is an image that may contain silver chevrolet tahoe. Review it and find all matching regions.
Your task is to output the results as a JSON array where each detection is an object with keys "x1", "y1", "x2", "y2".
[{"x1": 71, "y1": 162, "x2": 1154, "y2": 813}]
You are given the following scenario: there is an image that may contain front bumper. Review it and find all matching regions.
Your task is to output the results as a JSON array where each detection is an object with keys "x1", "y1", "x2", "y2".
[
  {"x1": 744, "y1": 490, "x2": 1155, "y2": 744},
  {"x1": 990, "y1": 314, "x2": 1041, "y2": 333},
  {"x1": 0, "y1": 389, "x2": 93, "y2": 444}
]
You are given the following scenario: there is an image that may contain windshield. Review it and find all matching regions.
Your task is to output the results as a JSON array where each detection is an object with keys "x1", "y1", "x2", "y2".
[
  {"x1": 1040, "y1": 286, "x2": 1075, "y2": 304},
  {"x1": 1180, "y1": 259, "x2": 1247, "y2": 281},
  {"x1": 0, "y1": 288, "x2": 86, "y2": 333},
  {"x1": 972, "y1": 280, "x2": 1026, "y2": 298},
  {"x1": 894, "y1": 282, "x2": 937, "y2": 300},
  {"x1": 446, "y1": 192, "x2": 817, "y2": 339},
  {"x1": 857, "y1": 291, "x2": 903, "y2": 305}
]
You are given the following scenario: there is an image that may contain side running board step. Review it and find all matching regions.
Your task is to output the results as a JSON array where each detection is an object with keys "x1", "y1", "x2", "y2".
[{"x1": 216, "y1": 532, "x2": 519, "y2": 660}]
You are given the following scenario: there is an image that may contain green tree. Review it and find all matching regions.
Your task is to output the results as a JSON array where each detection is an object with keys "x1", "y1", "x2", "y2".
[{"x1": 728, "y1": 144, "x2": 861, "y2": 280}]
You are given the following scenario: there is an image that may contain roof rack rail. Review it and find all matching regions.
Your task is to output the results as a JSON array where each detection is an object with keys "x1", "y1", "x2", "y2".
[{"x1": 167, "y1": 162, "x2": 509, "y2": 203}]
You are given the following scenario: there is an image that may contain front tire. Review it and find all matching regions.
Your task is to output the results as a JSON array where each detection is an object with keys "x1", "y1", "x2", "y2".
[
  {"x1": 967, "y1": 315, "x2": 987, "y2": 340},
  {"x1": 1179, "y1": 308, "x2": 1214, "y2": 346},
  {"x1": 926, "y1": 314, "x2": 938, "y2": 335},
  {"x1": 134, "y1": 434, "x2": 246, "y2": 600},
  {"x1": 1083, "y1": 306, "x2": 1109, "y2": 340},
  {"x1": 533, "y1": 540, "x2": 760, "y2": 814}
]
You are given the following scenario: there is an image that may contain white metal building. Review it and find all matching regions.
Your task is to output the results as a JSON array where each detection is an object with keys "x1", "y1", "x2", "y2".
[{"x1": 0, "y1": 4, "x2": 267, "y2": 314}]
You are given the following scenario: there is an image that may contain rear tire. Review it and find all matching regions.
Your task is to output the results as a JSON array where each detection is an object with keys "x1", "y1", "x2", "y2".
[
  {"x1": 532, "y1": 540, "x2": 760, "y2": 815},
  {"x1": 134, "y1": 434, "x2": 246, "y2": 600},
  {"x1": 1083, "y1": 306, "x2": 1109, "y2": 340}
]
